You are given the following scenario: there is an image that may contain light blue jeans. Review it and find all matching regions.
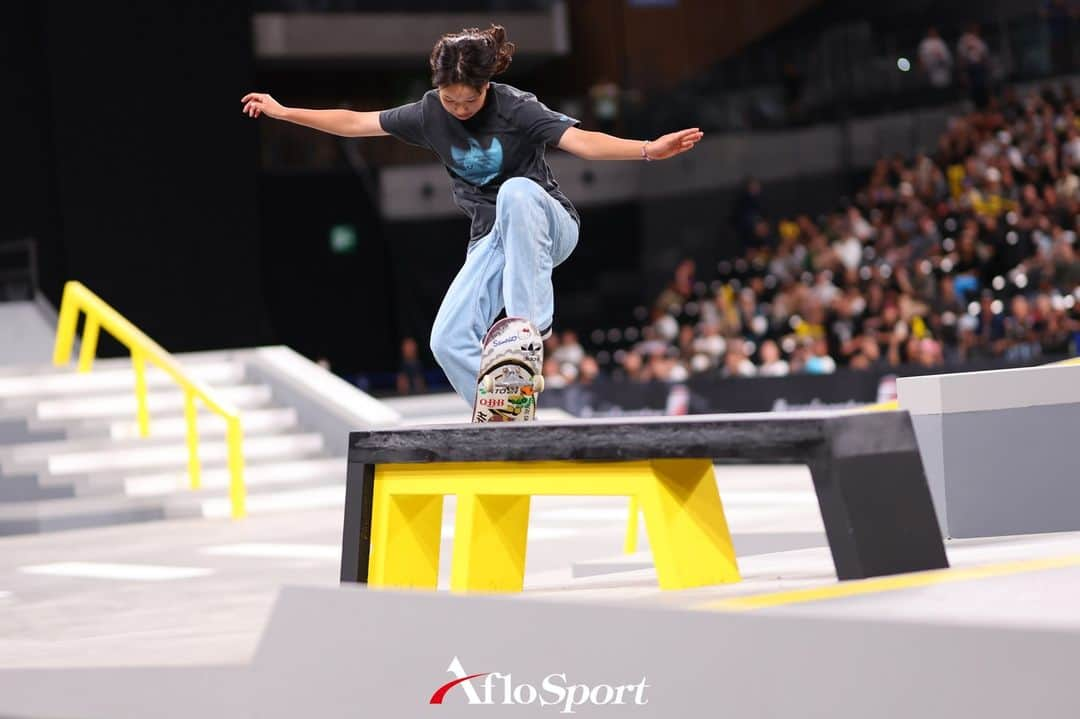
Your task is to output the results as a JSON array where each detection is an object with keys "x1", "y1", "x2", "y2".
[{"x1": 430, "y1": 177, "x2": 579, "y2": 404}]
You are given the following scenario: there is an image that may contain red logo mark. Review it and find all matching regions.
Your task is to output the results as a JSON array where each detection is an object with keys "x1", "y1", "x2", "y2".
[{"x1": 429, "y1": 673, "x2": 490, "y2": 704}]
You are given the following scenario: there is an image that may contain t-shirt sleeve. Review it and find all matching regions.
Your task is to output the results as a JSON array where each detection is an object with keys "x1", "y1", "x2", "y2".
[
  {"x1": 378, "y1": 101, "x2": 429, "y2": 149},
  {"x1": 516, "y1": 95, "x2": 580, "y2": 146}
]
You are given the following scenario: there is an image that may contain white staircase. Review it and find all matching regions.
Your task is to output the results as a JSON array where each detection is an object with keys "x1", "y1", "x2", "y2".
[{"x1": 0, "y1": 352, "x2": 361, "y2": 535}]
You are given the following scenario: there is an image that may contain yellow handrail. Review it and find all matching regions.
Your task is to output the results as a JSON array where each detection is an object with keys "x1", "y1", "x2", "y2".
[{"x1": 51, "y1": 281, "x2": 246, "y2": 518}]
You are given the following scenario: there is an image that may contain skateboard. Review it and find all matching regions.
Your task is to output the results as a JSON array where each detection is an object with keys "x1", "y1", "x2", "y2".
[{"x1": 471, "y1": 317, "x2": 545, "y2": 423}]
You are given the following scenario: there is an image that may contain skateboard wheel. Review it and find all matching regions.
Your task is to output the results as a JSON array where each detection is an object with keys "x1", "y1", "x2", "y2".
[
  {"x1": 482, "y1": 374, "x2": 495, "y2": 394},
  {"x1": 532, "y1": 374, "x2": 545, "y2": 393}
]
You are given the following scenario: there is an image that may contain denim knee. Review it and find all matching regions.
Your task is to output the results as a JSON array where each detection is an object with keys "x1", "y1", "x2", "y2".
[
  {"x1": 496, "y1": 177, "x2": 543, "y2": 207},
  {"x1": 429, "y1": 327, "x2": 451, "y2": 366}
]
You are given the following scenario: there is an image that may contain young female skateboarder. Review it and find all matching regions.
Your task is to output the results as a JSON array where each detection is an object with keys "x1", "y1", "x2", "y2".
[{"x1": 242, "y1": 25, "x2": 702, "y2": 405}]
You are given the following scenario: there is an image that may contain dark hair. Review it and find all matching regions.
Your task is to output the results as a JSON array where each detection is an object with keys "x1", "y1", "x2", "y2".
[{"x1": 430, "y1": 25, "x2": 514, "y2": 90}]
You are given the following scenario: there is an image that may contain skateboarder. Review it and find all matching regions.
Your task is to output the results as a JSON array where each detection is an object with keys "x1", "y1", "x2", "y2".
[{"x1": 242, "y1": 25, "x2": 702, "y2": 407}]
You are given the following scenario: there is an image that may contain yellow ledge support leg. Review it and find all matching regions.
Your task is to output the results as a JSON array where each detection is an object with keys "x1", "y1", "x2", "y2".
[
  {"x1": 368, "y1": 487, "x2": 443, "y2": 590},
  {"x1": 640, "y1": 459, "x2": 741, "y2": 590},
  {"x1": 451, "y1": 493, "x2": 531, "y2": 593}
]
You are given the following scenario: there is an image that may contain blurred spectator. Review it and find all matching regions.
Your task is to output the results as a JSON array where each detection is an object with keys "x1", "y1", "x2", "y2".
[
  {"x1": 693, "y1": 323, "x2": 726, "y2": 364},
  {"x1": 654, "y1": 259, "x2": 696, "y2": 316},
  {"x1": 918, "y1": 27, "x2": 954, "y2": 89},
  {"x1": 588, "y1": 80, "x2": 620, "y2": 134},
  {"x1": 1042, "y1": 0, "x2": 1077, "y2": 74},
  {"x1": 619, "y1": 351, "x2": 645, "y2": 382},
  {"x1": 848, "y1": 333, "x2": 887, "y2": 370},
  {"x1": 542, "y1": 357, "x2": 568, "y2": 390},
  {"x1": 578, "y1": 355, "x2": 600, "y2": 386},
  {"x1": 730, "y1": 178, "x2": 765, "y2": 255},
  {"x1": 758, "y1": 340, "x2": 790, "y2": 377},
  {"x1": 552, "y1": 329, "x2": 585, "y2": 366},
  {"x1": 957, "y1": 25, "x2": 991, "y2": 109},
  {"x1": 543, "y1": 331, "x2": 561, "y2": 362},
  {"x1": 781, "y1": 62, "x2": 806, "y2": 122},
  {"x1": 804, "y1": 338, "x2": 837, "y2": 374},
  {"x1": 396, "y1": 337, "x2": 426, "y2": 394},
  {"x1": 722, "y1": 338, "x2": 757, "y2": 378},
  {"x1": 559, "y1": 362, "x2": 580, "y2": 385},
  {"x1": 636, "y1": 322, "x2": 672, "y2": 356},
  {"x1": 1001, "y1": 294, "x2": 1041, "y2": 361}
]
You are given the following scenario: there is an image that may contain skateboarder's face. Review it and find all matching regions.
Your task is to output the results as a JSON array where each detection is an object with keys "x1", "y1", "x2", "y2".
[{"x1": 438, "y1": 83, "x2": 488, "y2": 121}]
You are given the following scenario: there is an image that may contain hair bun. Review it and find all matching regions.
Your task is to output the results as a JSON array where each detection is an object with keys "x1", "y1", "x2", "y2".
[
  {"x1": 486, "y1": 25, "x2": 514, "y2": 75},
  {"x1": 430, "y1": 24, "x2": 515, "y2": 88}
]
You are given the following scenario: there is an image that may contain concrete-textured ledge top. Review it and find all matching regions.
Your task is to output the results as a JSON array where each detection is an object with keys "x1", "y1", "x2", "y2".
[
  {"x1": 347, "y1": 410, "x2": 917, "y2": 464},
  {"x1": 897, "y1": 363, "x2": 1080, "y2": 415}
]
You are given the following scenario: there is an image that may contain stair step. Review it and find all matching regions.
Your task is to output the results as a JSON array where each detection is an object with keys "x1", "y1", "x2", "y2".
[
  {"x1": 123, "y1": 457, "x2": 344, "y2": 496},
  {"x1": 24, "y1": 384, "x2": 273, "y2": 422},
  {"x1": 0, "y1": 454, "x2": 343, "y2": 536},
  {"x1": 177, "y1": 484, "x2": 345, "y2": 519},
  {"x1": 0, "y1": 474, "x2": 76, "y2": 502},
  {"x1": 103, "y1": 406, "x2": 297, "y2": 441},
  {"x1": 0, "y1": 408, "x2": 300, "y2": 465},
  {"x1": 0, "y1": 493, "x2": 169, "y2": 536},
  {"x1": 0, "y1": 418, "x2": 65, "y2": 446},
  {"x1": 17, "y1": 433, "x2": 325, "y2": 477},
  {"x1": 159, "y1": 472, "x2": 343, "y2": 510},
  {"x1": 0, "y1": 361, "x2": 245, "y2": 401},
  {"x1": 0, "y1": 350, "x2": 239, "y2": 377}
]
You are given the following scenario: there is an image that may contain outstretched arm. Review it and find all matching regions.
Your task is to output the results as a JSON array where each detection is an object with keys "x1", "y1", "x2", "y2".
[
  {"x1": 557, "y1": 126, "x2": 703, "y2": 161},
  {"x1": 241, "y1": 93, "x2": 388, "y2": 138}
]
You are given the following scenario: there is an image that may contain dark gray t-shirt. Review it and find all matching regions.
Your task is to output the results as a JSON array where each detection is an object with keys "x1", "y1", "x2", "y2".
[{"x1": 379, "y1": 82, "x2": 580, "y2": 243}]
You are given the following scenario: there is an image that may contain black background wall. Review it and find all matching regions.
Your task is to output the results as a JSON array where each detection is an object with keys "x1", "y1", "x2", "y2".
[
  {"x1": 258, "y1": 173, "x2": 396, "y2": 370},
  {"x1": 1, "y1": 3, "x2": 65, "y2": 297},
  {"x1": 2, "y1": 1, "x2": 271, "y2": 352}
]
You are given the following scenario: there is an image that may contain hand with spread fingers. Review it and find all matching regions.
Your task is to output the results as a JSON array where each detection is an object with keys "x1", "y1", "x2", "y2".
[
  {"x1": 645, "y1": 128, "x2": 704, "y2": 160},
  {"x1": 241, "y1": 92, "x2": 287, "y2": 120}
]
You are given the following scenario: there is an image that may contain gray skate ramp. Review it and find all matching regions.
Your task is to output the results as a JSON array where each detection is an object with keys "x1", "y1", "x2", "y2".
[
  {"x1": 1, "y1": 569, "x2": 1079, "y2": 718},
  {"x1": 245, "y1": 584, "x2": 1080, "y2": 718},
  {"x1": 0, "y1": 298, "x2": 57, "y2": 367},
  {"x1": 0, "y1": 666, "x2": 245, "y2": 719}
]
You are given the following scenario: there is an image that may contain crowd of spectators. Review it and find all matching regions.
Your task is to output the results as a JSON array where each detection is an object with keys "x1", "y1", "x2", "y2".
[
  {"x1": 543, "y1": 83, "x2": 1080, "y2": 388},
  {"x1": 917, "y1": 24, "x2": 992, "y2": 108}
]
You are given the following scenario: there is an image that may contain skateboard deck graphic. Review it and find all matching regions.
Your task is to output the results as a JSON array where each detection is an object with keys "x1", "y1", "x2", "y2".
[{"x1": 471, "y1": 317, "x2": 545, "y2": 423}]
